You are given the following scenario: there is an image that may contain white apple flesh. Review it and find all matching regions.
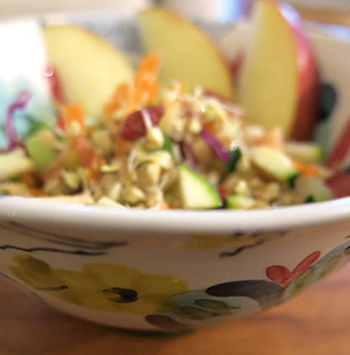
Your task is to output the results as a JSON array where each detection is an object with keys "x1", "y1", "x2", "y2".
[
  {"x1": 137, "y1": 8, "x2": 235, "y2": 100},
  {"x1": 43, "y1": 25, "x2": 133, "y2": 119},
  {"x1": 237, "y1": 1, "x2": 319, "y2": 141}
]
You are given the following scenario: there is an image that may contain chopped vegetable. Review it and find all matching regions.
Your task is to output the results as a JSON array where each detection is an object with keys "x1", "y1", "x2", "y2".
[
  {"x1": 227, "y1": 146, "x2": 242, "y2": 173},
  {"x1": 61, "y1": 104, "x2": 85, "y2": 134},
  {"x1": 250, "y1": 146, "x2": 300, "y2": 184},
  {"x1": 26, "y1": 134, "x2": 56, "y2": 170},
  {"x1": 200, "y1": 129, "x2": 230, "y2": 163},
  {"x1": 0, "y1": 151, "x2": 36, "y2": 181},
  {"x1": 177, "y1": 164, "x2": 222, "y2": 209},
  {"x1": 226, "y1": 195, "x2": 256, "y2": 209},
  {"x1": 3, "y1": 90, "x2": 32, "y2": 152},
  {"x1": 295, "y1": 175, "x2": 333, "y2": 202},
  {"x1": 285, "y1": 141, "x2": 324, "y2": 164}
]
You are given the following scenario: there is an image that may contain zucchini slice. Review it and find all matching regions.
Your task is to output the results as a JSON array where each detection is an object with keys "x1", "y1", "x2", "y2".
[
  {"x1": 226, "y1": 195, "x2": 256, "y2": 210},
  {"x1": 0, "y1": 152, "x2": 36, "y2": 181},
  {"x1": 178, "y1": 164, "x2": 222, "y2": 209},
  {"x1": 295, "y1": 175, "x2": 333, "y2": 202},
  {"x1": 250, "y1": 146, "x2": 299, "y2": 184},
  {"x1": 284, "y1": 141, "x2": 324, "y2": 164},
  {"x1": 26, "y1": 134, "x2": 56, "y2": 170}
]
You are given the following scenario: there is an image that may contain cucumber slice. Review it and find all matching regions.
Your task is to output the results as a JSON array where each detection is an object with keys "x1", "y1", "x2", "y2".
[
  {"x1": 226, "y1": 195, "x2": 256, "y2": 210},
  {"x1": 0, "y1": 152, "x2": 35, "y2": 181},
  {"x1": 250, "y1": 146, "x2": 299, "y2": 184},
  {"x1": 178, "y1": 164, "x2": 222, "y2": 209},
  {"x1": 295, "y1": 175, "x2": 333, "y2": 202},
  {"x1": 284, "y1": 141, "x2": 325, "y2": 164},
  {"x1": 26, "y1": 134, "x2": 56, "y2": 170},
  {"x1": 304, "y1": 194, "x2": 316, "y2": 203},
  {"x1": 227, "y1": 146, "x2": 242, "y2": 173}
]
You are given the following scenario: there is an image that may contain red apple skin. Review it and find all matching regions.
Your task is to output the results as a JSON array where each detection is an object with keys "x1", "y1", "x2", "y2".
[
  {"x1": 284, "y1": 4, "x2": 320, "y2": 141},
  {"x1": 326, "y1": 115, "x2": 350, "y2": 168},
  {"x1": 229, "y1": 4, "x2": 319, "y2": 141},
  {"x1": 228, "y1": 51, "x2": 244, "y2": 82},
  {"x1": 326, "y1": 171, "x2": 350, "y2": 198}
]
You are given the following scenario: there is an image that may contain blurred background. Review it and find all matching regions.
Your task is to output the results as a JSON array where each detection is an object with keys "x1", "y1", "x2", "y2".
[{"x1": 0, "y1": 0, "x2": 350, "y2": 26}]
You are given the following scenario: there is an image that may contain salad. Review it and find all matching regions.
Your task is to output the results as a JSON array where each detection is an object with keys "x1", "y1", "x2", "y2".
[{"x1": 0, "y1": 48, "x2": 335, "y2": 210}]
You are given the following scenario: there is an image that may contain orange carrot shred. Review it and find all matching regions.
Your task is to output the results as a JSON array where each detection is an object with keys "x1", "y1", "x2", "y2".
[
  {"x1": 125, "y1": 52, "x2": 162, "y2": 115},
  {"x1": 115, "y1": 135, "x2": 128, "y2": 158},
  {"x1": 258, "y1": 127, "x2": 284, "y2": 150},
  {"x1": 62, "y1": 104, "x2": 85, "y2": 134},
  {"x1": 29, "y1": 188, "x2": 46, "y2": 197},
  {"x1": 293, "y1": 160, "x2": 322, "y2": 177},
  {"x1": 203, "y1": 121, "x2": 216, "y2": 135},
  {"x1": 103, "y1": 53, "x2": 162, "y2": 122},
  {"x1": 103, "y1": 83, "x2": 130, "y2": 121}
]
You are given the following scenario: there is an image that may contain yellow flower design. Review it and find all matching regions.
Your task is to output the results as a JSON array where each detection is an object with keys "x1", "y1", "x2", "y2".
[{"x1": 10, "y1": 255, "x2": 188, "y2": 315}]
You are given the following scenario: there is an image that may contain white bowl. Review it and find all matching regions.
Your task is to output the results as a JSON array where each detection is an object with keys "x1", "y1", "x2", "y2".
[{"x1": 0, "y1": 13, "x2": 350, "y2": 333}]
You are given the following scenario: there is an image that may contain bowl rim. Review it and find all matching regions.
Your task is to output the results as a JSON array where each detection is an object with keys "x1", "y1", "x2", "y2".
[{"x1": 0, "y1": 196, "x2": 350, "y2": 234}]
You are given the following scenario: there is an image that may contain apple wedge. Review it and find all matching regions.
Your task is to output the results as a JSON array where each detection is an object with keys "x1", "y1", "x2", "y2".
[
  {"x1": 42, "y1": 25, "x2": 133, "y2": 119},
  {"x1": 237, "y1": 1, "x2": 319, "y2": 141},
  {"x1": 137, "y1": 8, "x2": 235, "y2": 100}
]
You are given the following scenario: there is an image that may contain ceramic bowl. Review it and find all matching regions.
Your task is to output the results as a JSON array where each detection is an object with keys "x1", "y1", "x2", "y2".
[{"x1": 1, "y1": 13, "x2": 350, "y2": 333}]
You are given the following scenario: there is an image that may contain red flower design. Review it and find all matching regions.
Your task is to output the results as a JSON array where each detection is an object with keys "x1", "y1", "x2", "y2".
[{"x1": 266, "y1": 251, "x2": 321, "y2": 287}]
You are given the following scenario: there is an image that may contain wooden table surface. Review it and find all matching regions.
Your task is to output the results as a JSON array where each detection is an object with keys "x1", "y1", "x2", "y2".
[{"x1": 1, "y1": 261, "x2": 350, "y2": 355}]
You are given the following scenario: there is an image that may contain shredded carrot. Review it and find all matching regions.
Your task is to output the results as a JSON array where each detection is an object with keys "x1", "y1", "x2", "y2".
[
  {"x1": 125, "y1": 52, "x2": 162, "y2": 115},
  {"x1": 203, "y1": 121, "x2": 216, "y2": 135},
  {"x1": 293, "y1": 160, "x2": 322, "y2": 177},
  {"x1": 258, "y1": 127, "x2": 284, "y2": 150},
  {"x1": 160, "y1": 201, "x2": 170, "y2": 210},
  {"x1": 62, "y1": 104, "x2": 86, "y2": 134},
  {"x1": 115, "y1": 135, "x2": 128, "y2": 159},
  {"x1": 29, "y1": 188, "x2": 46, "y2": 197},
  {"x1": 103, "y1": 53, "x2": 162, "y2": 121},
  {"x1": 69, "y1": 136, "x2": 103, "y2": 180},
  {"x1": 20, "y1": 172, "x2": 39, "y2": 188},
  {"x1": 103, "y1": 83, "x2": 130, "y2": 122}
]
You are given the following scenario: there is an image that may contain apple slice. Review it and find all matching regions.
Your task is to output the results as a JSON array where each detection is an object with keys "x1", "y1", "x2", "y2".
[
  {"x1": 42, "y1": 25, "x2": 133, "y2": 119},
  {"x1": 237, "y1": 1, "x2": 319, "y2": 141},
  {"x1": 137, "y1": 8, "x2": 235, "y2": 100}
]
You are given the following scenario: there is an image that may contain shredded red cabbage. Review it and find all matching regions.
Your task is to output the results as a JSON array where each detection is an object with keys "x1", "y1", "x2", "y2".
[
  {"x1": 4, "y1": 90, "x2": 32, "y2": 151},
  {"x1": 200, "y1": 129, "x2": 230, "y2": 163}
]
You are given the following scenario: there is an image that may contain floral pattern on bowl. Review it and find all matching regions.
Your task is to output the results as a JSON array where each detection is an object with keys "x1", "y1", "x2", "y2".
[{"x1": 0, "y1": 199, "x2": 349, "y2": 332}]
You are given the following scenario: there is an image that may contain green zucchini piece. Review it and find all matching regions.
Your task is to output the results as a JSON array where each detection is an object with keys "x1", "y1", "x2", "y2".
[
  {"x1": 227, "y1": 146, "x2": 242, "y2": 172},
  {"x1": 27, "y1": 121, "x2": 53, "y2": 138},
  {"x1": 304, "y1": 194, "x2": 316, "y2": 203},
  {"x1": 295, "y1": 175, "x2": 333, "y2": 202},
  {"x1": 178, "y1": 164, "x2": 222, "y2": 209},
  {"x1": 226, "y1": 195, "x2": 255, "y2": 210},
  {"x1": 26, "y1": 134, "x2": 56, "y2": 170},
  {"x1": 250, "y1": 146, "x2": 299, "y2": 184},
  {"x1": 284, "y1": 141, "x2": 325, "y2": 164},
  {"x1": 0, "y1": 153, "x2": 36, "y2": 181}
]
